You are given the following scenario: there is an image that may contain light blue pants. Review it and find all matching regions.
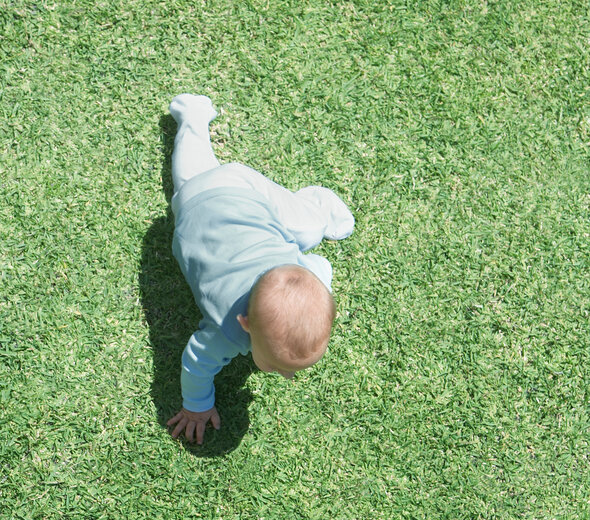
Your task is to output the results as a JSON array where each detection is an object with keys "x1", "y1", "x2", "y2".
[{"x1": 169, "y1": 94, "x2": 354, "y2": 252}]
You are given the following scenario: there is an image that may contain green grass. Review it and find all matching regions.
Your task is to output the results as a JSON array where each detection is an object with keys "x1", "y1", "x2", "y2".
[{"x1": 1, "y1": 0, "x2": 589, "y2": 518}]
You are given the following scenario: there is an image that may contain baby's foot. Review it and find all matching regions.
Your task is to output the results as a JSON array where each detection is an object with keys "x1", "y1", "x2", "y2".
[
  {"x1": 297, "y1": 186, "x2": 355, "y2": 240},
  {"x1": 169, "y1": 94, "x2": 218, "y2": 125}
]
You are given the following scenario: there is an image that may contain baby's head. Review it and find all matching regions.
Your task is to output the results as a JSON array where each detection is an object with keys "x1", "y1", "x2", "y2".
[{"x1": 237, "y1": 265, "x2": 335, "y2": 379}]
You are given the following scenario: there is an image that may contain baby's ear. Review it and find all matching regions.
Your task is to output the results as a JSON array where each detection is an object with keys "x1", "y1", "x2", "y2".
[{"x1": 237, "y1": 314, "x2": 250, "y2": 332}]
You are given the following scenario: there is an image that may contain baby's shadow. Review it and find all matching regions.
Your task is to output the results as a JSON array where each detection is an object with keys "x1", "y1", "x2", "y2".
[{"x1": 138, "y1": 115, "x2": 255, "y2": 457}]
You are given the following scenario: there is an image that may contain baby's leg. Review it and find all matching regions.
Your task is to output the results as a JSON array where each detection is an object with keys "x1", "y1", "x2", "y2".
[
  {"x1": 169, "y1": 94, "x2": 219, "y2": 194},
  {"x1": 255, "y1": 176, "x2": 355, "y2": 251}
]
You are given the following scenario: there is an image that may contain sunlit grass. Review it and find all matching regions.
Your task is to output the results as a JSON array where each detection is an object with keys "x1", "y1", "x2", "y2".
[{"x1": 1, "y1": 0, "x2": 589, "y2": 518}]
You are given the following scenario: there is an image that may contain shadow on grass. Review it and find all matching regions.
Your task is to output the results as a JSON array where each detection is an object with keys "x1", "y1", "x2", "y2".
[{"x1": 138, "y1": 114, "x2": 255, "y2": 457}]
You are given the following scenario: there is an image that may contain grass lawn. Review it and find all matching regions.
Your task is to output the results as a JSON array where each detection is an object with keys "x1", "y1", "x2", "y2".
[{"x1": 1, "y1": 0, "x2": 589, "y2": 518}]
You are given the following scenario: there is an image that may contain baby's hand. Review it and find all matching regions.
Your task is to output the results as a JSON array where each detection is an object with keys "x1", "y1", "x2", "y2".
[{"x1": 167, "y1": 406, "x2": 221, "y2": 444}]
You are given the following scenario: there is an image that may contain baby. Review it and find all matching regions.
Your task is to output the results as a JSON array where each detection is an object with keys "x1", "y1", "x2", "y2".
[{"x1": 166, "y1": 94, "x2": 354, "y2": 444}]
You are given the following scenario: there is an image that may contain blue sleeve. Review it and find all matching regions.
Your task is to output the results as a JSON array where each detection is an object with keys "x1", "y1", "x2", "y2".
[
  {"x1": 300, "y1": 253, "x2": 333, "y2": 292},
  {"x1": 180, "y1": 325, "x2": 235, "y2": 412}
]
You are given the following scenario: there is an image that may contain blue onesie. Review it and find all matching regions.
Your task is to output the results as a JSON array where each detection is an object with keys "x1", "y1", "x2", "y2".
[{"x1": 169, "y1": 95, "x2": 354, "y2": 412}]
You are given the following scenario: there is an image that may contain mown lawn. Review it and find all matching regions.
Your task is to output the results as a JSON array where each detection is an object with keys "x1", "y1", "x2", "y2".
[{"x1": 1, "y1": 0, "x2": 589, "y2": 518}]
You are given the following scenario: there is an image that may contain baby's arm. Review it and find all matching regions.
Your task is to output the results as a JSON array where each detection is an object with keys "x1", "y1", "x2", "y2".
[{"x1": 168, "y1": 327, "x2": 232, "y2": 443}]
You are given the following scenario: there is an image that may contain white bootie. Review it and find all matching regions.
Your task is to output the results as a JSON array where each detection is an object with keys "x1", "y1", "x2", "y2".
[
  {"x1": 169, "y1": 94, "x2": 218, "y2": 125},
  {"x1": 296, "y1": 186, "x2": 355, "y2": 240}
]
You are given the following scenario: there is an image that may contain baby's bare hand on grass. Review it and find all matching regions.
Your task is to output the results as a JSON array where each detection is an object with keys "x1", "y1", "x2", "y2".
[{"x1": 167, "y1": 407, "x2": 220, "y2": 444}]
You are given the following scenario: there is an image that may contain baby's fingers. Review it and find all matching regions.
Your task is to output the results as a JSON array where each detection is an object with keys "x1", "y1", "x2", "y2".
[
  {"x1": 196, "y1": 420, "x2": 207, "y2": 445},
  {"x1": 167, "y1": 411, "x2": 184, "y2": 427},
  {"x1": 185, "y1": 421, "x2": 197, "y2": 443},
  {"x1": 211, "y1": 410, "x2": 221, "y2": 430},
  {"x1": 170, "y1": 417, "x2": 188, "y2": 439}
]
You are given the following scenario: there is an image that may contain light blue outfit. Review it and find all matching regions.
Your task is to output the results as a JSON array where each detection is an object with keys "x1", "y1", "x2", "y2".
[{"x1": 169, "y1": 95, "x2": 354, "y2": 412}]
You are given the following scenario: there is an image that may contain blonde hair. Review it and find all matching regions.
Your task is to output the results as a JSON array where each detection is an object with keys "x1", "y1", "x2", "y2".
[{"x1": 248, "y1": 265, "x2": 335, "y2": 368}]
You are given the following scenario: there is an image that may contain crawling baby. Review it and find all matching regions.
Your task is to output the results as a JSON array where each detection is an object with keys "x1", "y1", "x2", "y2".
[{"x1": 166, "y1": 94, "x2": 354, "y2": 444}]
